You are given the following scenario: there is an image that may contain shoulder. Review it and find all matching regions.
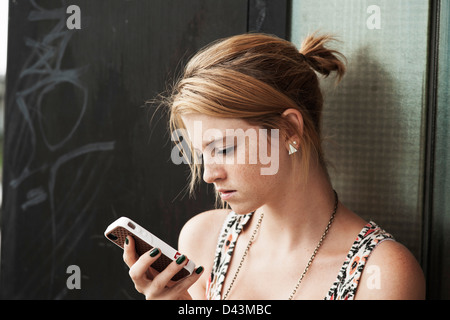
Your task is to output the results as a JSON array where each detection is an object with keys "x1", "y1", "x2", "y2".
[
  {"x1": 355, "y1": 239, "x2": 426, "y2": 300},
  {"x1": 179, "y1": 209, "x2": 232, "y2": 246},
  {"x1": 178, "y1": 209, "x2": 232, "y2": 261}
]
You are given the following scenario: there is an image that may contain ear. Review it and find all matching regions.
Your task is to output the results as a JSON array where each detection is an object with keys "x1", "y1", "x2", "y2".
[{"x1": 281, "y1": 108, "x2": 304, "y2": 143}]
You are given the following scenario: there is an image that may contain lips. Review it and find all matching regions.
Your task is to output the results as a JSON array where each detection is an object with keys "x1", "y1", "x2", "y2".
[{"x1": 217, "y1": 189, "x2": 236, "y2": 200}]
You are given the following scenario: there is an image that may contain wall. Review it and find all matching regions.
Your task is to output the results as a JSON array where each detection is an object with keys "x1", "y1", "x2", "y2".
[{"x1": 291, "y1": 0, "x2": 449, "y2": 299}]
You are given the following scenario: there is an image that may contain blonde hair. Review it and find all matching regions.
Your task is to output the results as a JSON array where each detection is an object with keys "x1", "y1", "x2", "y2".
[{"x1": 161, "y1": 32, "x2": 346, "y2": 198}]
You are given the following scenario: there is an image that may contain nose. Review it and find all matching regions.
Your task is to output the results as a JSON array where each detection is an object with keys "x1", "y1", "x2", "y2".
[{"x1": 202, "y1": 161, "x2": 226, "y2": 184}]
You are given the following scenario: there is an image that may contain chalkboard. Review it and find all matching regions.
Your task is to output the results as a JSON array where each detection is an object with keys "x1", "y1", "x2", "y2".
[{"x1": 0, "y1": 0, "x2": 287, "y2": 299}]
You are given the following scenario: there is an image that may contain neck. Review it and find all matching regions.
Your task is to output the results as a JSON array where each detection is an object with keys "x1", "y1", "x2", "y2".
[{"x1": 255, "y1": 165, "x2": 337, "y2": 250}]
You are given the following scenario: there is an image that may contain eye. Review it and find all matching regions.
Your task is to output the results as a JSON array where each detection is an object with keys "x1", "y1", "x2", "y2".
[{"x1": 217, "y1": 145, "x2": 235, "y2": 156}]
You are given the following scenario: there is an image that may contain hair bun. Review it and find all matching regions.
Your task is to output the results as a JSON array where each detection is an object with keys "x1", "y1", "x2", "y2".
[
  {"x1": 298, "y1": 52, "x2": 307, "y2": 62},
  {"x1": 299, "y1": 33, "x2": 346, "y2": 82}
]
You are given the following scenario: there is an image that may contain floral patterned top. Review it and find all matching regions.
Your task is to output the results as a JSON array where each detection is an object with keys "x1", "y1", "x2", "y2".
[{"x1": 205, "y1": 211, "x2": 394, "y2": 300}]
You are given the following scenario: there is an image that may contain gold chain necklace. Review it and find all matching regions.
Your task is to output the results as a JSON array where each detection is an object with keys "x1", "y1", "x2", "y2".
[{"x1": 222, "y1": 190, "x2": 338, "y2": 300}]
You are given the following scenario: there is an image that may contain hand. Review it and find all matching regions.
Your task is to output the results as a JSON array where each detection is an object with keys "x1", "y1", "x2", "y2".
[{"x1": 123, "y1": 236, "x2": 204, "y2": 300}]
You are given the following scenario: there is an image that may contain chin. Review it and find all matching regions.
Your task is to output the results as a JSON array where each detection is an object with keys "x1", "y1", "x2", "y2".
[{"x1": 227, "y1": 202, "x2": 258, "y2": 215}]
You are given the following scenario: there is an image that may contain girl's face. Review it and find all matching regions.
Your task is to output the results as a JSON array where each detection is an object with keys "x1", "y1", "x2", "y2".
[{"x1": 181, "y1": 113, "x2": 292, "y2": 215}]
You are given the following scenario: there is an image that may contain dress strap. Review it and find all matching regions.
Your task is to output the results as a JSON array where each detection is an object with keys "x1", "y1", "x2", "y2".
[
  {"x1": 205, "y1": 211, "x2": 253, "y2": 300},
  {"x1": 325, "y1": 221, "x2": 395, "y2": 300}
]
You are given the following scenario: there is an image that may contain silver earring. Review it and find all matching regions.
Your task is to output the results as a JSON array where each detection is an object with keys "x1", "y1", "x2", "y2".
[{"x1": 288, "y1": 141, "x2": 298, "y2": 155}]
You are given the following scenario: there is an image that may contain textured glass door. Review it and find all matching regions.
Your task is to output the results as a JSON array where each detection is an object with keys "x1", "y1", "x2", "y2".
[{"x1": 290, "y1": 0, "x2": 429, "y2": 261}]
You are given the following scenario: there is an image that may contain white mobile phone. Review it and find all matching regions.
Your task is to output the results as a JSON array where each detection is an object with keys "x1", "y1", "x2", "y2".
[{"x1": 104, "y1": 216, "x2": 195, "y2": 281}]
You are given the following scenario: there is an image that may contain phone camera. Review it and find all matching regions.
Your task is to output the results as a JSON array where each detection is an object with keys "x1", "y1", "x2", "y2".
[{"x1": 107, "y1": 233, "x2": 118, "y2": 241}]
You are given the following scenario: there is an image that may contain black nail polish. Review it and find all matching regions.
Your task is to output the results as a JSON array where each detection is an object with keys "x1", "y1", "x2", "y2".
[
  {"x1": 195, "y1": 266, "x2": 204, "y2": 274},
  {"x1": 125, "y1": 237, "x2": 129, "y2": 245},
  {"x1": 176, "y1": 255, "x2": 186, "y2": 265},
  {"x1": 149, "y1": 248, "x2": 160, "y2": 257}
]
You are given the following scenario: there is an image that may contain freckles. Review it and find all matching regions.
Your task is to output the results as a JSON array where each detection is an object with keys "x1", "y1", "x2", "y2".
[
  {"x1": 228, "y1": 163, "x2": 254, "y2": 177},
  {"x1": 232, "y1": 163, "x2": 274, "y2": 186}
]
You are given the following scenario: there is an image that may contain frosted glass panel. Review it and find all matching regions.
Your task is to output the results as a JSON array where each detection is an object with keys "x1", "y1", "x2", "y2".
[
  {"x1": 290, "y1": 0, "x2": 429, "y2": 259},
  {"x1": 431, "y1": 0, "x2": 450, "y2": 299}
]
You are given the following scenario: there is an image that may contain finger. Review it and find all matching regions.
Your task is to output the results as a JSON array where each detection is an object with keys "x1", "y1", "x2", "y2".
[
  {"x1": 171, "y1": 265, "x2": 204, "y2": 292},
  {"x1": 151, "y1": 255, "x2": 191, "y2": 290},
  {"x1": 123, "y1": 236, "x2": 139, "y2": 268},
  {"x1": 128, "y1": 247, "x2": 162, "y2": 283}
]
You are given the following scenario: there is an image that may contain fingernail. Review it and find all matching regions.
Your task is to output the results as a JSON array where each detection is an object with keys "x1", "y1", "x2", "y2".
[
  {"x1": 176, "y1": 255, "x2": 186, "y2": 265},
  {"x1": 149, "y1": 248, "x2": 160, "y2": 257},
  {"x1": 125, "y1": 237, "x2": 129, "y2": 245},
  {"x1": 195, "y1": 266, "x2": 204, "y2": 274}
]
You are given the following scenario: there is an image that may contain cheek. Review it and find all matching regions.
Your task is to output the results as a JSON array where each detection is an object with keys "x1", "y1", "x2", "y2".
[
  {"x1": 231, "y1": 163, "x2": 282, "y2": 193},
  {"x1": 227, "y1": 131, "x2": 289, "y2": 190},
  {"x1": 231, "y1": 138, "x2": 287, "y2": 182}
]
